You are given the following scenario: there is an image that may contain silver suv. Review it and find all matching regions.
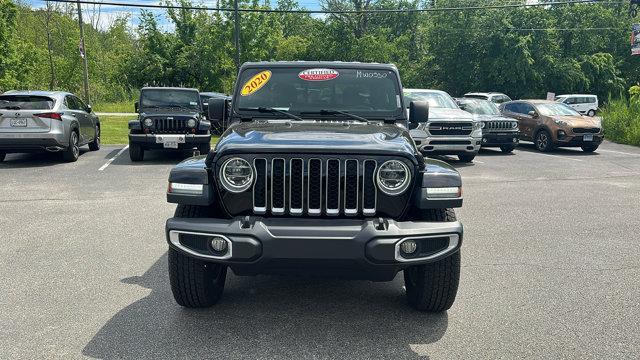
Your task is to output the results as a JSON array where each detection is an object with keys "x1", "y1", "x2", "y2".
[{"x1": 0, "y1": 91, "x2": 100, "y2": 162}]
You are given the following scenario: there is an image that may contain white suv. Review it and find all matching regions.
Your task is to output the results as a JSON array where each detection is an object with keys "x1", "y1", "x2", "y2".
[{"x1": 555, "y1": 94, "x2": 598, "y2": 116}]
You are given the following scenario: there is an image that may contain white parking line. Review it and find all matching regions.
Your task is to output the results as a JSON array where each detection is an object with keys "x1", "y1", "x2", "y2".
[
  {"x1": 598, "y1": 149, "x2": 640, "y2": 157},
  {"x1": 99, "y1": 146, "x2": 129, "y2": 171},
  {"x1": 524, "y1": 151, "x2": 583, "y2": 162},
  {"x1": 474, "y1": 160, "x2": 485, "y2": 164}
]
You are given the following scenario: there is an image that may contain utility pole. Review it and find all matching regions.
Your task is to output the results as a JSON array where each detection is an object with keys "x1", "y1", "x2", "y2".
[
  {"x1": 76, "y1": 0, "x2": 90, "y2": 103},
  {"x1": 234, "y1": 0, "x2": 240, "y2": 72}
]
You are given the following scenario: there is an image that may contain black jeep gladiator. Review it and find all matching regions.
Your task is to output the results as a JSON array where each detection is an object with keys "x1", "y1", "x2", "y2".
[
  {"x1": 164, "y1": 62, "x2": 464, "y2": 312},
  {"x1": 128, "y1": 87, "x2": 211, "y2": 161}
]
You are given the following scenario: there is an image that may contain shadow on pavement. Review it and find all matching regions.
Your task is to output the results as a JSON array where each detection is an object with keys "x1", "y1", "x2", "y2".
[
  {"x1": 109, "y1": 149, "x2": 193, "y2": 166},
  {"x1": 83, "y1": 253, "x2": 448, "y2": 359},
  {"x1": 0, "y1": 149, "x2": 90, "y2": 168},
  {"x1": 478, "y1": 148, "x2": 516, "y2": 156},
  {"x1": 516, "y1": 142, "x2": 599, "y2": 156}
]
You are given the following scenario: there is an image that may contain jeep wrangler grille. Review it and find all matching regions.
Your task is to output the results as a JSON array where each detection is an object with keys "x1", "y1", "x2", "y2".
[
  {"x1": 153, "y1": 118, "x2": 189, "y2": 134},
  {"x1": 485, "y1": 121, "x2": 515, "y2": 131},
  {"x1": 252, "y1": 157, "x2": 378, "y2": 216}
]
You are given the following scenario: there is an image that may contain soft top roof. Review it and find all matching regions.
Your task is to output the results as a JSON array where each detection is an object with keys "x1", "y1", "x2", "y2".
[
  {"x1": 141, "y1": 87, "x2": 199, "y2": 92},
  {"x1": 240, "y1": 61, "x2": 398, "y2": 71}
]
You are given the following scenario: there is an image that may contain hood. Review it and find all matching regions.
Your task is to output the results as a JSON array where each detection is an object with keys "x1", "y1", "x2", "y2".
[
  {"x1": 140, "y1": 110, "x2": 200, "y2": 119},
  {"x1": 552, "y1": 115, "x2": 601, "y2": 127},
  {"x1": 473, "y1": 114, "x2": 515, "y2": 122},
  {"x1": 428, "y1": 107, "x2": 475, "y2": 121},
  {"x1": 213, "y1": 120, "x2": 418, "y2": 161}
]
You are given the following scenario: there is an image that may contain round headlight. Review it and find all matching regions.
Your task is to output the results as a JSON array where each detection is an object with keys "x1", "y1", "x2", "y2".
[
  {"x1": 219, "y1": 158, "x2": 253, "y2": 193},
  {"x1": 187, "y1": 119, "x2": 197, "y2": 128},
  {"x1": 377, "y1": 160, "x2": 410, "y2": 196},
  {"x1": 143, "y1": 118, "x2": 153, "y2": 127}
]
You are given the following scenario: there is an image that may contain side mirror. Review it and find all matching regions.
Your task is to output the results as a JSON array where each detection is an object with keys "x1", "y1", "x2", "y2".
[
  {"x1": 409, "y1": 101, "x2": 429, "y2": 124},
  {"x1": 134, "y1": 101, "x2": 139, "y2": 113},
  {"x1": 528, "y1": 110, "x2": 538, "y2": 118},
  {"x1": 86, "y1": 104, "x2": 92, "y2": 113},
  {"x1": 207, "y1": 98, "x2": 226, "y2": 124}
]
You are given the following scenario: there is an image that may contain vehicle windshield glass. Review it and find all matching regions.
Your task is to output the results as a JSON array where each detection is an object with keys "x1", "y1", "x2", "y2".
[
  {"x1": 403, "y1": 91, "x2": 458, "y2": 109},
  {"x1": 459, "y1": 100, "x2": 500, "y2": 115},
  {"x1": 141, "y1": 89, "x2": 200, "y2": 110},
  {"x1": 463, "y1": 94, "x2": 488, "y2": 101},
  {"x1": 234, "y1": 67, "x2": 402, "y2": 118},
  {"x1": 537, "y1": 103, "x2": 580, "y2": 116},
  {"x1": 0, "y1": 95, "x2": 55, "y2": 110}
]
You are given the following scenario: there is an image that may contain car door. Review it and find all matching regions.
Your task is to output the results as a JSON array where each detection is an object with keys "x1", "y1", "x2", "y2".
[
  {"x1": 73, "y1": 96, "x2": 95, "y2": 143},
  {"x1": 564, "y1": 97, "x2": 581, "y2": 113},
  {"x1": 518, "y1": 103, "x2": 539, "y2": 139}
]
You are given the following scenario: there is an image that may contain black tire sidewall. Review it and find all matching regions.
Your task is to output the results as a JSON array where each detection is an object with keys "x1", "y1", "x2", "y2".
[{"x1": 535, "y1": 130, "x2": 553, "y2": 152}]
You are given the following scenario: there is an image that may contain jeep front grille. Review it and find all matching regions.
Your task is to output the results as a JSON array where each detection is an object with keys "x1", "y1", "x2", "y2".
[
  {"x1": 153, "y1": 118, "x2": 189, "y2": 134},
  {"x1": 428, "y1": 122, "x2": 473, "y2": 135},
  {"x1": 486, "y1": 121, "x2": 516, "y2": 131},
  {"x1": 252, "y1": 158, "x2": 378, "y2": 216}
]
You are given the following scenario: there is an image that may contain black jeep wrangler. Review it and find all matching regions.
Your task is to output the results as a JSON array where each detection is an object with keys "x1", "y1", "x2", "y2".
[
  {"x1": 165, "y1": 62, "x2": 464, "y2": 312},
  {"x1": 128, "y1": 87, "x2": 211, "y2": 161}
]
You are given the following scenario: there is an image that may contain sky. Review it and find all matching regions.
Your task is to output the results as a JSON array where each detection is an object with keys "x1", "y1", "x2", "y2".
[{"x1": 22, "y1": 0, "x2": 324, "y2": 30}]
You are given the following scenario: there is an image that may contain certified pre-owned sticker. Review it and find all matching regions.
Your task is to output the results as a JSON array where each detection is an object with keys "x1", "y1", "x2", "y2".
[
  {"x1": 241, "y1": 70, "x2": 272, "y2": 96},
  {"x1": 298, "y1": 68, "x2": 339, "y2": 81}
]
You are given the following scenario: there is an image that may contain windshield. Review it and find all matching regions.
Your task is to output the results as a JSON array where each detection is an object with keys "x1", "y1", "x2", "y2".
[
  {"x1": 403, "y1": 91, "x2": 458, "y2": 109},
  {"x1": 234, "y1": 67, "x2": 402, "y2": 118},
  {"x1": 537, "y1": 103, "x2": 580, "y2": 116},
  {"x1": 141, "y1": 89, "x2": 200, "y2": 110},
  {"x1": 0, "y1": 95, "x2": 55, "y2": 110},
  {"x1": 459, "y1": 100, "x2": 500, "y2": 115}
]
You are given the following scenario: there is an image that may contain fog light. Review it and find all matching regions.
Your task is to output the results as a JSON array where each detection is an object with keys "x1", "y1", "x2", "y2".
[
  {"x1": 210, "y1": 237, "x2": 228, "y2": 253},
  {"x1": 400, "y1": 240, "x2": 417, "y2": 254}
]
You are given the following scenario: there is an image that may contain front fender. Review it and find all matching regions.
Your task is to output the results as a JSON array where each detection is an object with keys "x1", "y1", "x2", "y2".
[
  {"x1": 413, "y1": 158, "x2": 463, "y2": 209},
  {"x1": 128, "y1": 120, "x2": 142, "y2": 131},
  {"x1": 166, "y1": 156, "x2": 215, "y2": 206}
]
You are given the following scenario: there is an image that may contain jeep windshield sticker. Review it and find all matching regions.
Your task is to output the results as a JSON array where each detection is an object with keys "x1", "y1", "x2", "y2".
[
  {"x1": 241, "y1": 70, "x2": 272, "y2": 96},
  {"x1": 298, "y1": 68, "x2": 339, "y2": 81},
  {"x1": 356, "y1": 70, "x2": 389, "y2": 79}
]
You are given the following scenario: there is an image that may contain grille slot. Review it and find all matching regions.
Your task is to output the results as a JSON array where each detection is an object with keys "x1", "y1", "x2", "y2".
[
  {"x1": 252, "y1": 157, "x2": 378, "y2": 216},
  {"x1": 153, "y1": 117, "x2": 188, "y2": 134}
]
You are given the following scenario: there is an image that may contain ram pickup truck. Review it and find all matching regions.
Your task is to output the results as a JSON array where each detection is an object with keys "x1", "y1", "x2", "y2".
[
  {"x1": 164, "y1": 62, "x2": 465, "y2": 312},
  {"x1": 404, "y1": 89, "x2": 482, "y2": 163},
  {"x1": 128, "y1": 87, "x2": 211, "y2": 161}
]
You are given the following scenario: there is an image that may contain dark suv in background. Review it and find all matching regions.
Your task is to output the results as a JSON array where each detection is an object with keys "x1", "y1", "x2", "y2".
[
  {"x1": 457, "y1": 98, "x2": 519, "y2": 153},
  {"x1": 128, "y1": 87, "x2": 211, "y2": 161}
]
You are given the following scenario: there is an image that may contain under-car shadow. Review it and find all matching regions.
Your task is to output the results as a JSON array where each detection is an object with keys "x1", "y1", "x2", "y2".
[
  {"x1": 517, "y1": 142, "x2": 599, "y2": 156},
  {"x1": 83, "y1": 253, "x2": 448, "y2": 359},
  {"x1": 0, "y1": 149, "x2": 90, "y2": 169},
  {"x1": 109, "y1": 148, "x2": 194, "y2": 166}
]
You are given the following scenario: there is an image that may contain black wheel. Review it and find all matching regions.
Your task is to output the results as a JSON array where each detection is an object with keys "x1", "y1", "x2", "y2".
[
  {"x1": 0, "y1": 152, "x2": 5, "y2": 162},
  {"x1": 198, "y1": 142, "x2": 211, "y2": 156},
  {"x1": 62, "y1": 130, "x2": 80, "y2": 162},
  {"x1": 457, "y1": 153, "x2": 476, "y2": 163},
  {"x1": 169, "y1": 205, "x2": 227, "y2": 308},
  {"x1": 500, "y1": 144, "x2": 516, "y2": 153},
  {"x1": 587, "y1": 109, "x2": 596, "y2": 117},
  {"x1": 581, "y1": 144, "x2": 599, "y2": 153},
  {"x1": 129, "y1": 143, "x2": 144, "y2": 162},
  {"x1": 404, "y1": 208, "x2": 461, "y2": 312},
  {"x1": 534, "y1": 129, "x2": 554, "y2": 152},
  {"x1": 89, "y1": 125, "x2": 100, "y2": 151}
]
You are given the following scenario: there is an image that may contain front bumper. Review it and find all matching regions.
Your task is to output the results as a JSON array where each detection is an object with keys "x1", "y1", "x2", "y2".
[
  {"x1": 481, "y1": 132, "x2": 520, "y2": 147},
  {"x1": 0, "y1": 131, "x2": 67, "y2": 153},
  {"x1": 129, "y1": 133, "x2": 211, "y2": 150},
  {"x1": 556, "y1": 133, "x2": 604, "y2": 147},
  {"x1": 166, "y1": 216, "x2": 463, "y2": 281},
  {"x1": 415, "y1": 136, "x2": 482, "y2": 155}
]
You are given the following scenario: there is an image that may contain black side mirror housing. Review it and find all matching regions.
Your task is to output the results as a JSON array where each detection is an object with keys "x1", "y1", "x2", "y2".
[
  {"x1": 86, "y1": 104, "x2": 92, "y2": 113},
  {"x1": 134, "y1": 101, "x2": 139, "y2": 114},
  {"x1": 409, "y1": 101, "x2": 429, "y2": 124},
  {"x1": 207, "y1": 98, "x2": 226, "y2": 124}
]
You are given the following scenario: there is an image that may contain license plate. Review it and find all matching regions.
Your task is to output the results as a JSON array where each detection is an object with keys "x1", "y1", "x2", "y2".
[
  {"x1": 583, "y1": 134, "x2": 593, "y2": 142},
  {"x1": 10, "y1": 118, "x2": 27, "y2": 127},
  {"x1": 156, "y1": 135, "x2": 185, "y2": 149}
]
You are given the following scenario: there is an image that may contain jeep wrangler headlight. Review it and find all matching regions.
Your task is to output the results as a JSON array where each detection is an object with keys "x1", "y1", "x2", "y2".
[
  {"x1": 187, "y1": 119, "x2": 197, "y2": 128},
  {"x1": 143, "y1": 118, "x2": 153, "y2": 127},
  {"x1": 377, "y1": 160, "x2": 410, "y2": 195},
  {"x1": 473, "y1": 122, "x2": 483, "y2": 130},
  {"x1": 219, "y1": 157, "x2": 253, "y2": 193}
]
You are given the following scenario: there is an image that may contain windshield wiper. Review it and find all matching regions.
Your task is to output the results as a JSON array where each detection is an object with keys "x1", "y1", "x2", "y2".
[
  {"x1": 301, "y1": 109, "x2": 369, "y2": 123},
  {"x1": 238, "y1": 107, "x2": 303, "y2": 121}
]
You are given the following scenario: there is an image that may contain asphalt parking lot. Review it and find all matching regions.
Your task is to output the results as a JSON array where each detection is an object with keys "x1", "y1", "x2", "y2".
[{"x1": 1, "y1": 141, "x2": 639, "y2": 359}]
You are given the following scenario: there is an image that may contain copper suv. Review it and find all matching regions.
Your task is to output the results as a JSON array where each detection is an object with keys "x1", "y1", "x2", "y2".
[{"x1": 501, "y1": 100, "x2": 603, "y2": 152}]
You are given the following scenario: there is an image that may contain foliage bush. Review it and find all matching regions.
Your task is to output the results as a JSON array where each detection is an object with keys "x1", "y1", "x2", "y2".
[{"x1": 601, "y1": 89, "x2": 640, "y2": 146}]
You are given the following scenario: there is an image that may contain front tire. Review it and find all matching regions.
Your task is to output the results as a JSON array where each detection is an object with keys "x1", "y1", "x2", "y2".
[
  {"x1": 404, "y1": 208, "x2": 461, "y2": 312},
  {"x1": 169, "y1": 205, "x2": 227, "y2": 308},
  {"x1": 535, "y1": 129, "x2": 554, "y2": 152},
  {"x1": 587, "y1": 109, "x2": 596, "y2": 117},
  {"x1": 581, "y1": 144, "x2": 599, "y2": 153},
  {"x1": 129, "y1": 143, "x2": 144, "y2": 162},
  {"x1": 500, "y1": 144, "x2": 516, "y2": 153},
  {"x1": 89, "y1": 125, "x2": 100, "y2": 151},
  {"x1": 457, "y1": 153, "x2": 476, "y2": 163},
  {"x1": 62, "y1": 130, "x2": 80, "y2": 162}
]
